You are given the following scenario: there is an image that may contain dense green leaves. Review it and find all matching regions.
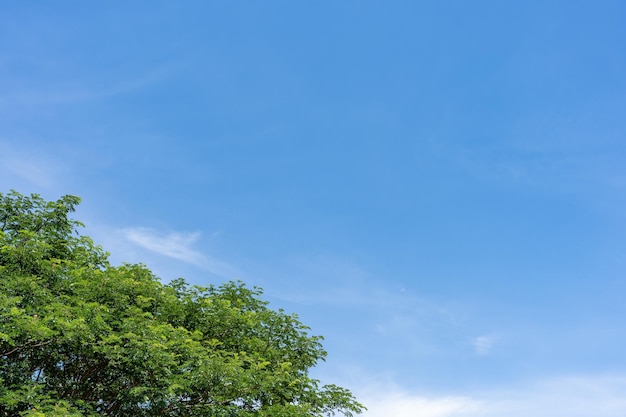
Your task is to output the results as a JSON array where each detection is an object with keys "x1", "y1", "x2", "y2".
[{"x1": 0, "y1": 191, "x2": 363, "y2": 417}]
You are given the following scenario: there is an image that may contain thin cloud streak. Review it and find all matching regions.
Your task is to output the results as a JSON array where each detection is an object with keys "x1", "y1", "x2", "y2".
[
  {"x1": 0, "y1": 62, "x2": 184, "y2": 109},
  {"x1": 122, "y1": 227, "x2": 236, "y2": 277},
  {"x1": 0, "y1": 142, "x2": 66, "y2": 191},
  {"x1": 3, "y1": 158, "x2": 54, "y2": 188},
  {"x1": 471, "y1": 335, "x2": 497, "y2": 356}
]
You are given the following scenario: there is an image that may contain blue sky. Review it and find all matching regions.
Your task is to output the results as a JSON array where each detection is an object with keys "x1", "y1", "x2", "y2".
[{"x1": 2, "y1": 1, "x2": 626, "y2": 415}]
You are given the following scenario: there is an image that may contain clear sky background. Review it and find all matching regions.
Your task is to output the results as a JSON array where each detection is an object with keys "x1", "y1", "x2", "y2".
[{"x1": 2, "y1": 2, "x2": 626, "y2": 416}]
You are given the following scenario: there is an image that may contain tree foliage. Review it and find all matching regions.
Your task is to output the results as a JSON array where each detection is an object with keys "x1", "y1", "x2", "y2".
[{"x1": 0, "y1": 191, "x2": 364, "y2": 417}]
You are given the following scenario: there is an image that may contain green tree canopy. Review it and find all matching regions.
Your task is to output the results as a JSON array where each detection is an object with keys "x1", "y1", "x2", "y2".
[{"x1": 0, "y1": 191, "x2": 364, "y2": 417}]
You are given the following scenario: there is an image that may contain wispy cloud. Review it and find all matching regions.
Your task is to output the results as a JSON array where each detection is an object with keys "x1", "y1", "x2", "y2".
[
  {"x1": 362, "y1": 392, "x2": 481, "y2": 417},
  {"x1": 123, "y1": 227, "x2": 205, "y2": 265},
  {"x1": 0, "y1": 141, "x2": 66, "y2": 191},
  {"x1": 0, "y1": 63, "x2": 184, "y2": 110},
  {"x1": 482, "y1": 375, "x2": 626, "y2": 417},
  {"x1": 353, "y1": 380, "x2": 483, "y2": 417},
  {"x1": 471, "y1": 335, "x2": 497, "y2": 356},
  {"x1": 3, "y1": 157, "x2": 55, "y2": 188},
  {"x1": 424, "y1": 136, "x2": 626, "y2": 207},
  {"x1": 122, "y1": 227, "x2": 236, "y2": 277},
  {"x1": 356, "y1": 375, "x2": 626, "y2": 417},
  {"x1": 261, "y1": 254, "x2": 420, "y2": 308}
]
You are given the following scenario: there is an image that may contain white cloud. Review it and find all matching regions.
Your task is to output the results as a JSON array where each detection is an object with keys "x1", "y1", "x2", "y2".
[
  {"x1": 122, "y1": 227, "x2": 236, "y2": 277},
  {"x1": 355, "y1": 375, "x2": 626, "y2": 417},
  {"x1": 471, "y1": 335, "x2": 497, "y2": 356},
  {"x1": 490, "y1": 375, "x2": 626, "y2": 417},
  {"x1": 123, "y1": 227, "x2": 204, "y2": 265},
  {"x1": 361, "y1": 392, "x2": 482, "y2": 417}
]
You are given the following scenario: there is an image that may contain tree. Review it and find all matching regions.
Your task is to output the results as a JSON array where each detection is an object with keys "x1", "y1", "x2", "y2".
[{"x1": 0, "y1": 191, "x2": 364, "y2": 417}]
